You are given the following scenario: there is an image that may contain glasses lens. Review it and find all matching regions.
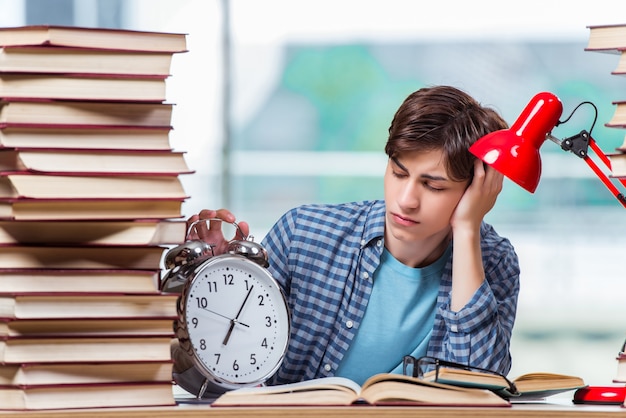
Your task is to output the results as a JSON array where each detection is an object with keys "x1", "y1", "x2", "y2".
[
  {"x1": 402, "y1": 356, "x2": 416, "y2": 377},
  {"x1": 416, "y1": 356, "x2": 438, "y2": 379}
]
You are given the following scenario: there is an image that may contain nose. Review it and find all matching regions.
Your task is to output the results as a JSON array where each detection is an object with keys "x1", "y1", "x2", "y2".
[{"x1": 397, "y1": 181, "x2": 420, "y2": 211}]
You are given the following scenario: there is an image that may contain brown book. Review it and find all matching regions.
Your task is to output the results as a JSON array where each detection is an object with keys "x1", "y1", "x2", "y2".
[
  {"x1": 0, "y1": 245, "x2": 166, "y2": 269},
  {"x1": 0, "y1": 294, "x2": 177, "y2": 320},
  {"x1": 616, "y1": 353, "x2": 626, "y2": 383},
  {"x1": 0, "y1": 269, "x2": 161, "y2": 294},
  {"x1": 608, "y1": 152, "x2": 626, "y2": 177},
  {"x1": 0, "y1": 100, "x2": 173, "y2": 128},
  {"x1": 616, "y1": 134, "x2": 626, "y2": 152},
  {"x1": 0, "y1": 46, "x2": 175, "y2": 76},
  {"x1": 0, "y1": 74, "x2": 167, "y2": 102},
  {"x1": 0, "y1": 317, "x2": 175, "y2": 337},
  {"x1": 0, "y1": 126, "x2": 172, "y2": 151},
  {"x1": 586, "y1": 23, "x2": 626, "y2": 53},
  {"x1": 0, "y1": 382, "x2": 176, "y2": 410},
  {"x1": 0, "y1": 336, "x2": 173, "y2": 363},
  {"x1": 0, "y1": 198, "x2": 185, "y2": 220},
  {"x1": 0, "y1": 174, "x2": 187, "y2": 199},
  {"x1": 0, "y1": 25, "x2": 187, "y2": 53},
  {"x1": 212, "y1": 373, "x2": 510, "y2": 407},
  {"x1": 0, "y1": 219, "x2": 186, "y2": 245},
  {"x1": 611, "y1": 49, "x2": 626, "y2": 75},
  {"x1": 421, "y1": 367, "x2": 586, "y2": 399},
  {"x1": 0, "y1": 361, "x2": 173, "y2": 386},
  {"x1": 0, "y1": 148, "x2": 192, "y2": 176},
  {"x1": 606, "y1": 100, "x2": 626, "y2": 127}
]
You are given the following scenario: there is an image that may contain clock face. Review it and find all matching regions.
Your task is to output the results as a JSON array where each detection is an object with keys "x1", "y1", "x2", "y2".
[{"x1": 182, "y1": 255, "x2": 290, "y2": 388}]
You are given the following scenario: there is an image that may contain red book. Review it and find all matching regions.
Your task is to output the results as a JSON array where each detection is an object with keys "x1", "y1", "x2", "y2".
[
  {"x1": 0, "y1": 125, "x2": 173, "y2": 151},
  {"x1": 0, "y1": 293, "x2": 178, "y2": 320},
  {"x1": 0, "y1": 197, "x2": 186, "y2": 221},
  {"x1": 0, "y1": 25, "x2": 187, "y2": 53},
  {"x1": 0, "y1": 99, "x2": 173, "y2": 128},
  {"x1": 0, "y1": 46, "x2": 176, "y2": 77},
  {"x1": 0, "y1": 269, "x2": 162, "y2": 294},
  {"x1": 0, "y1": 381, "x2": 176, "y2": 410},
  {"x1": 0, "y1": 148, "x2": 193, "y2": 176}
]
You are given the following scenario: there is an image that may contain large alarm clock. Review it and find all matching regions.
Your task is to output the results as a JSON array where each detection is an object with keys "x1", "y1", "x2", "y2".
[{"x1": 161, "y1": 220, "x2": 290, "y2": 398}]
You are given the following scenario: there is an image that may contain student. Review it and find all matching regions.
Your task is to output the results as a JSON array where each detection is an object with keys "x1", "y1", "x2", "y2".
[{"x1": 188, "y1": 85, "x2": 520, "y2": 386}]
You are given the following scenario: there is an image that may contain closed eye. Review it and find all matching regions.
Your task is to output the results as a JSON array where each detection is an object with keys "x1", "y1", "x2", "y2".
[{"x1": 424, "y1": 182, "x2": 445, "y2": 192}]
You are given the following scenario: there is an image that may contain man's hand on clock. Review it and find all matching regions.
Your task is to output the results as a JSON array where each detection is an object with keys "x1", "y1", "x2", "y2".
[
  {"x1": 187, "y1": 209, "x2": 250, "y2": 256},
  {"x1": 222, "y1": 285, "x2": 254, "y2": 346}
]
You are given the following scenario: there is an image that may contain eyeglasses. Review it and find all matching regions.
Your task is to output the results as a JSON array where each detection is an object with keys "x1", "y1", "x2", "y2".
[{"x1": 402, "y1": 355, "x2": 518, "y2": 396}]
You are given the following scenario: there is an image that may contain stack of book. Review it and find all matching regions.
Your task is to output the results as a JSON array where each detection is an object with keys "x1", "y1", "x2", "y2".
[
  {"x1": 583, "y1": 25, "x2": 626, "y2": 407},
  {"x1": 0, "y1": 25, "x2": 190, "y2": 410},
  {"x1": 615, "y1": 339, "x2": 626, "y2": 385},
  {"x1": 586, "y1": 23, "x2": 626, "y2": 179}
]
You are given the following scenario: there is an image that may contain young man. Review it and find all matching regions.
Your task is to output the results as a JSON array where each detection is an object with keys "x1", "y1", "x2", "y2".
[{"x1": 188, "y1": 85, "x2": 520, "y2": 386}]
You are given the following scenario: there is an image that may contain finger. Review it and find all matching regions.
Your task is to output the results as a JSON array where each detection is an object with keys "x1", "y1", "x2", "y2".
[
  {"x1": 484, "y1": 165, "x2": 504, "y2": 193},
  {"x1": 186, "y1": 214, "x2": 200, "y2": 239},
  {"x1": 207, "y1": 208, "x2": 236, "y2": 230},
  {"x1": 236, "y1": 221, "x2": 250, "y2": 240},
  {"x1": 474, "y1": 159, "x2": 486, "y2": 180},
  {"x1": 196, "y1": 209, "x2": 218, "y2": 239}
]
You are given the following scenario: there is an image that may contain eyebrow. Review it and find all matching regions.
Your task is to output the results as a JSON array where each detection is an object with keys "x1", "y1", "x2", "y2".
[{"x1": 391, "y1": 157, "x2": 449, "y2": 181}]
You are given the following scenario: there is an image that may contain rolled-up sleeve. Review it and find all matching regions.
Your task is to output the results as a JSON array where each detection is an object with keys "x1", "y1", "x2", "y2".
[{"x1": 427, "y1": 222, "x2": 520, "y2": 375}]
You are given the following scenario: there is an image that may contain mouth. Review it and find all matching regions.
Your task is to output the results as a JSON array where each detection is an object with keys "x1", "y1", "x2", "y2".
[{"x1": 391, "y1": 212, "x2": 418, "y2": 227}]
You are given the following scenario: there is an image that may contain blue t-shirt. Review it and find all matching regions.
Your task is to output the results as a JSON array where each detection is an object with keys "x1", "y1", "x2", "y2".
[{"x1": 334, "y1": 244, "x2": 451, "y2": 385}]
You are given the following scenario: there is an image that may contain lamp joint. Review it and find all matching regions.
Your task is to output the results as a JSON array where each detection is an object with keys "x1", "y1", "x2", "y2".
[{"x1": 560, "y1": 130, "x2": 590, "y2": 159}]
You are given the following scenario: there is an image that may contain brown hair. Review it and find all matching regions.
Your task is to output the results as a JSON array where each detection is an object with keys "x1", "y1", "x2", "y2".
[{"x1": 384, "y1": 85, "x2": 508, "y2": 182}]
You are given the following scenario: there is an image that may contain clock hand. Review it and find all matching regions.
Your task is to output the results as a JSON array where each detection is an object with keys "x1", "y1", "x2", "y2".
[
  {"x1": 222, "y1": 285, "x2": 254, "y2": 346},
  {"x1": 201, "y1": 307, "x2": 249, "y2": 327}
]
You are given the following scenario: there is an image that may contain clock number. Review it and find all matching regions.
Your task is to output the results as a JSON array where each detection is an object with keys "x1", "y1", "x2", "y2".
[
  {"x1": 192, "y1": 317, "x2": 199, "y2": 328},
  {"x1": 265, "y1": 316, "x2": 272, "y2": 327},
  {"x1": 250, "y1": 354, "x2": 257, "y2": 365},
  {"x1": 261, "y1": 338, "x2": 268, "y2": 348},
  {"x1": 195, "y1": 297, "x2": 208, "y2": 309},
  {"x1": 257, "y1": 295, "x2": 265, "y2": 306},
  {"x1": 199, "y1": 339, "x2": 207, "y2": 350},
  {"x1": 214, "y1": 353, "x2": 221, "y2": 364},
  {"x1": 233, "y1": 360, "x2": 239, "y2": 371},
  {"x1": 207, "y1": 281, "x2": 218, "y2": 292},
  {"x1": 223, "y1": 274, "x2": 234, "y2": 285}
]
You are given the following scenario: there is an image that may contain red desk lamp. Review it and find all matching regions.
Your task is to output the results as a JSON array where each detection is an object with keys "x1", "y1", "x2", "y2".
[{"x1": 469, "y1": 92, "x2": 626, "y2": 208}]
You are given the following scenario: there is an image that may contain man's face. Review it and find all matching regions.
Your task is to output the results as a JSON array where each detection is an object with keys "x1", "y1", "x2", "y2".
[{"x1": 383, "y1": 149, "x2": 469, "y2": 247}]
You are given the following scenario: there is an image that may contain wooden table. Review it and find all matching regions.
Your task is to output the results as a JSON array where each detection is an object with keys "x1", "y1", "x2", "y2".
[{"x1": 0, "y1": 402, "x2": 623, "y2": 418}]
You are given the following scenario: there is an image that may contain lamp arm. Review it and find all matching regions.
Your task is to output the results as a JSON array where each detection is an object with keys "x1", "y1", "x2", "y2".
[{"x1": 552, "y1": 130, "x2": 626, "y2": 208}]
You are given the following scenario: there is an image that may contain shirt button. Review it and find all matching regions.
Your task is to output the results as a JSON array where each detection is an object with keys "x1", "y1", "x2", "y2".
[
  {"x1": 345, "y1": 320, "x2": 354, "y2": 329},
  {"x1": 377, "y1": 239, "x2": 382, "y2": 247},
  {"x1": 360, "y1": 239, "x2": 366, "y2": 246},
  {"x1": 324, "y1": 364, "x2": 332, "y2": 372},
  {"x1": 362, "y1": 272, "x2": 369, "y2": 280}
]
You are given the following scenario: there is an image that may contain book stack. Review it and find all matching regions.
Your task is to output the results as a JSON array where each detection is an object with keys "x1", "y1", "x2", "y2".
[
  {"x1": 586, "y1": 24, "x2": 626, "y2": 408},
  {"x1": 615, "y1": 339, "x2": 626, "y2": 384},
  {"x1": 586, "y1": 23, "x2": 626, "y2": 179},
  {"x1": 0, "y1": 25, "x2": 191, "y2": 410}
]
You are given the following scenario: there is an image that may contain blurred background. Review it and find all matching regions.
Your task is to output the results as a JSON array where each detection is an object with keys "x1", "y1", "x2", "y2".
[{"x1": 2, "y1": 0, "x2": 624, "y2": 387}]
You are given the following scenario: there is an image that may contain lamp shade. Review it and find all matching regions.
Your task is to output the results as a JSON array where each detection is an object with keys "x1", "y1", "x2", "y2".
[{"x1": 469, "y1": 92, "x2": 563, "y2": 193}]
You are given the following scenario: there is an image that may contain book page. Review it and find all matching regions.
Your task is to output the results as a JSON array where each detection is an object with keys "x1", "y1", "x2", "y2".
[
  {"x1": 223, "y1": 376, "x2": 361, "y2": 396},
  {"x1": 212, "y1": 376, "x2": 362, "y2": 406}
]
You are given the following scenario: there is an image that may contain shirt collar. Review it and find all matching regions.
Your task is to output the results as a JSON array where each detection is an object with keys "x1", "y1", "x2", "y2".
[{"x1": 361, "y1": 200, "x2": 386, "y2": 248}]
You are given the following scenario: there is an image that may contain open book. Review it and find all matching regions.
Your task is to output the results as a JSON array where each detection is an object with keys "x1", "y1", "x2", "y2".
[
  {"x1": 212, "y1": 373, "x2": 510, "y2": 407},
  {"x1": 422, "y1": 368, "x2": 586, "y2": 399}
]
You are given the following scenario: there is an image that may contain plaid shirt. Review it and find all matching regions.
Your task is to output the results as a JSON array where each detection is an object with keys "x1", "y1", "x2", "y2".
[{"x1": 262, "y1": 200, "x2": 519, "y2": 385}]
